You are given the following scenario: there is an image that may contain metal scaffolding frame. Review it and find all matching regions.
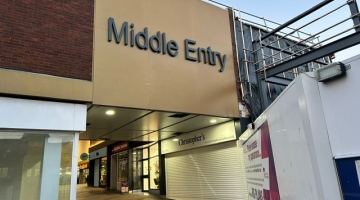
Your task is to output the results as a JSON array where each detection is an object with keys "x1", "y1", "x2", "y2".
[
  {"x1": 206, "y1": 0, "x2": 360, "y2": 120},
  {"x1": 208, "y1": 0, "x2": 360, "y2": 80},
  {"x1": 252, "y1": 0, "x2": 360, "y2": 80}
]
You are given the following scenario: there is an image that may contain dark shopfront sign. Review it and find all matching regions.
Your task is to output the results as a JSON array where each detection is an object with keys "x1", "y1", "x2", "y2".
[
  {"x1": 108, "y1": 18, "x2": 227, "y2": 72},
  {"x1": 111, "y1": 142, "x2": 128, "y2": 154}
]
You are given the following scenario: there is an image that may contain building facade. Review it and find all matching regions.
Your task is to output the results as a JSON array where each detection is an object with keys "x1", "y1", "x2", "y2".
[
  {"x1": 0, "y1": 0, "x2": 246, "y2": 199},
  {"x1": 0, "y1": 0, "x2": 334, "y2": 199}
]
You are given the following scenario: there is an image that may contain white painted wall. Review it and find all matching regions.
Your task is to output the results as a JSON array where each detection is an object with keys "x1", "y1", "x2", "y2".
[
  {"x1": 39, "y1": 137, "x2": 62, "y2": 200},
  {"x1": 318, "y1": 55, "x2": 360, "y2": 158},
  {"x1": 70, "y1": 133, "x2": 79, "y2": 200},
  {"x1": 239, "y1": 73, "x2": 342, "y2": 200},
  {"x1": 0, "y1": 97, "x2": 86, "y2": 131}
]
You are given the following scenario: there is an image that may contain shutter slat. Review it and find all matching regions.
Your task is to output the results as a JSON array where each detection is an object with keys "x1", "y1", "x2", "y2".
[{"x1": 166, "y1": 142, "x2": 243, "y2": 200}]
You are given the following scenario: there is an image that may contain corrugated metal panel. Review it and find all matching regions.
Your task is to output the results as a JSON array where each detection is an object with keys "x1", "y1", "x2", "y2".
[{"x1": 166, "y1": 142, "x2": 243, "y2": 200}]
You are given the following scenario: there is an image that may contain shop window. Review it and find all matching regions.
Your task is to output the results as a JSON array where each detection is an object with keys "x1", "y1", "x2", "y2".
[
  {"x1": 0, "y1": 133, "x2": 74, "y2": 200},
  {"x1": 149, "y1": 157, "x2": 159, "y2": 189},
  {"x1": 100, "y1": 157, "x2": 107, "y2": 187},
  {"x1": 149, "y1": 143, "x2": 158, "y2": 158},
  {"x1": 143, "y1": 178, "x2": 149, "y2": 191},
  {"x1": 143, "y1": 148, "x2": 148, "y2": 159},
  {"x1": 143, "y1": 160, "x2": 149, "y2": 176},
  {"x1": 59, "y1": 140, "x2": 73, "y2": 199},
  {"x1": 118, "y1": 151, "x2": 128, "y2": 182},
  {"x1": 132, "y1": 159, "x2": 142, "y2": 190},
  {"x1": 132, "y1": 150, "x2": 142, "y2": 190}
]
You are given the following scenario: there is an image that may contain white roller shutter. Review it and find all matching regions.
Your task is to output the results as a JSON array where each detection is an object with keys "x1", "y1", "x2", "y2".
[{"x1": 166, "y1": 141, "x2": 243, "y2": 200}]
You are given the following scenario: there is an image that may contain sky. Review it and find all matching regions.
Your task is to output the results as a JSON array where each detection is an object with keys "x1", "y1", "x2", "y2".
[{"x1": 203, "y1": 0, "x2": 360, "y2": 62}]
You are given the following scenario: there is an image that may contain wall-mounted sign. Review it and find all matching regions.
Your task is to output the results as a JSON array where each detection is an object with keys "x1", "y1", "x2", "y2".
[
  {"x1": 161, "y1": 121, "x2": 236, "y2": 154},
  {"x1": 242, "y1": 121, "x2": 280, "y2": 200},
  {"x1": 89, "y1": 147, "x2": 107, "y2": 160},
  {"x1": 80, "y1": 153, "x2": 89, "y2": 161},
  {"x1": 111, "y1": 142, "x2": 128, "y2": 154},
  {"x1": 108, "y1": 18, "x2": 227, "y2": 72}
]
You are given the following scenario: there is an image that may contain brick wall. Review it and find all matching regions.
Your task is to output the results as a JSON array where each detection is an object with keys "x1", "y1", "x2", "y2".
[
  {"x1": 228, "y1": 8, "x2": 242, "y2": 102},
  {"x1": 0, "y1": 0, "x2": 93, "y2": 81}
]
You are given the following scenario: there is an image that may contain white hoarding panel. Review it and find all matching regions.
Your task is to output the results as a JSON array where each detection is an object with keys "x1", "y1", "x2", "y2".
[
  {"x1": 318, "y1": 55, "x2": 360, "y2": 157},
  {"x1": 240, "y1": 74, "x2": 342, "y2": 200},
  {"x1": 161, "y1": 121, "x2": 236, "y2": 154},
  {"x1": 243, "y1": 121, "x2": 279, "y2": 200}
]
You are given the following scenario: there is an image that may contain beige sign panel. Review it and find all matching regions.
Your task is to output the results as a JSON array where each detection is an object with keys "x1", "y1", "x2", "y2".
[
  {"x1": 93, "y1": 0, "x2": 239, "y2": 117},
  {"x1": 0, "y1": 69, "x2": 93, "y2": 102},
  {"x1": 161, "y1": 121, "x2": 236, "y2": 154}
]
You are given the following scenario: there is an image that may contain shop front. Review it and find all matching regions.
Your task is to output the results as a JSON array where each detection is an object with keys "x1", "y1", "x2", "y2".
[
  {"x1": 109, "y1": 142, "x2": 129, "y2": 191},
  {"x1": 132, "y1": 142, "x2": 160, "y2": 195},
  {"x1": 161, "y1": 121, "x2": 243, "y2": 200},
  {"x1": 89, "y1": 147, "x2": 108, "y2": 187},
  {"x1": 1, "y1": 0, "x2": 243, "y2": 198},
  {"x1": 0, "y1": 97, "x2": 86, "y2": 200},
  {"x1": 79, "y1": 0, "x2": 243, "y2": 197}
]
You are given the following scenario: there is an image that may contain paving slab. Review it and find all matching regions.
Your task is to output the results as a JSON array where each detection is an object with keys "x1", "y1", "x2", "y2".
[{"x1": 77, "y1": 184, "x2": 163, "y2": 200}]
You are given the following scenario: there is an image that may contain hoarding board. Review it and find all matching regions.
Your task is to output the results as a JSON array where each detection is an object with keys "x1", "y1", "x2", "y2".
[{"x1": 243, "y1": 121, "x2": 280, "y2": 200}]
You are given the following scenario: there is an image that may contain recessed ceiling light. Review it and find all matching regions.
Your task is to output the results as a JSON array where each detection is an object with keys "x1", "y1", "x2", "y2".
[
  {"x1": 210, "y1": 119, "x2": 217, "y2": 123},
  {"x1": 172, "y1": 138, "x2": 179, "y2": 142},
  {"x1": 106, "y1": 110, "x2": 115, "y2": 115}
]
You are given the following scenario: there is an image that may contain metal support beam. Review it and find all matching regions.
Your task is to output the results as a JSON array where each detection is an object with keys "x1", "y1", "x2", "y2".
[
  {"x1": 348, "y1": 0, "x2": 360, "y2": 32},
  {"x1": 265, "y1": 76, "x2": 293, "y2": 86},
  {"x1": 263, "y1": 44, "x2": 329, "y2": 65},
  {"x1": 260, "y1": 31, "x2": 360, "y2": 79},
  {"x1": 257, "y1": 0, "x2": 334, "y2": 42}
]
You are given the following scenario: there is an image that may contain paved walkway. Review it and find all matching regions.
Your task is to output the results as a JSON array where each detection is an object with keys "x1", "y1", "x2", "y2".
[{"x1": 77, "y1": 184, "x2": 164, "y2": 200}]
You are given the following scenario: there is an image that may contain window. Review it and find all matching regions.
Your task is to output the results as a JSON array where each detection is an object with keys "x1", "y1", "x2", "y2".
[
  {"x1": 118, "y1": 151, "x2": 128, "y2": 182},
  {"x1": 0, "y1": 132, "x2": 74, "y2": 200}
]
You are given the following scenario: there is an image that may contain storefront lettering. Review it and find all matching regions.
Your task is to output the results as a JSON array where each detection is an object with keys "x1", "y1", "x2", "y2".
[
  {"x1": 247, "y1": 140, "x2": 257, "y2": 152},
  {"x1": 112, "y1": 142, "x2": 128, "y2": 153},
  {"x1": 178, "y1": 134, "x2": 205, "y2": 146},
  {"x1": 108, "y1": 18, "x2": 226, "y2": 72},
  {"x1": 185, "y1": 39, "x2": 226, "y2": 72}
]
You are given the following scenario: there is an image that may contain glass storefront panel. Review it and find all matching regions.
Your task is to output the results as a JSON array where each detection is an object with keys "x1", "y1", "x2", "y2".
[
  {"x1": 100, "y1": 157, "x2": 107, "y2": 187},
  {"x1": 149, "y1": 156, "x2": 159, "y2": 189},
  {"x1": 58, "y1": 135, "x2": 74, "y2": 200},
  {"x1": 143, "y1": 148, "x2": 148, "y2": 159},
  {"x1": 149, "y1": 143, "x2": 158, "y2": 158},
  {"x1": 143, "y1": 160, "x2": 148, "y2": 176},
  {"x1": 118, "y1": 151, "x2": 128, "y2": 182},
  {"x1": 0, "y1": 132, "x2": 74, "y2": 200},
  {"x1": 143, "y1": 178, "x2": 149, "y2": 191},
  {"x1": 132, "y1": 150, "x2": 142, "y2": 190}
]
